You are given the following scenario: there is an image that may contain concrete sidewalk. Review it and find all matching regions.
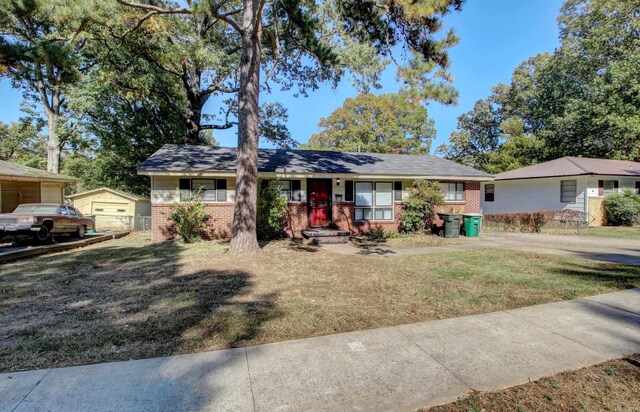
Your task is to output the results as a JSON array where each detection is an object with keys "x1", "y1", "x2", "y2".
[{"x1": 2, "y1": 289, "x2": 639, "y2": 412}]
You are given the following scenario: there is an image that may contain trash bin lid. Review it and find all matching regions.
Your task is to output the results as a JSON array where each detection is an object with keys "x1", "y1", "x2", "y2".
[{"x1": 462, "y1": 213, "x2": 483, "y2": 217}]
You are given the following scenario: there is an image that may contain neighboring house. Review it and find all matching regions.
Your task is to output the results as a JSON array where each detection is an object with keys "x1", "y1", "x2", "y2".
[
  {"x1": 138, "y1": 145, "x2": 492, "y2": 242},
  {"x1": 480, "y1": 157, "x2": 640, "y2": 226},
  {"x1": 0, "y1": 160, "x2": 79, "y2": 213},
  {"x1": 68, "y1": 187, "x2": 151, "y2": 230}
]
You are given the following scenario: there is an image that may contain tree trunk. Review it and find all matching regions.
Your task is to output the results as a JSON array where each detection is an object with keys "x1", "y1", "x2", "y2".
[
  {"x1": 46, "y1": 110, "x2": 60, "y2": 173},
  {"x1": 183, "y1": 99, "x2": 202, "y2": 145},
  {"x1": 229, "y1": 0, "x2": 262, "y2": 253},
  {"x1": 182, "y1": 61, "x2": 203, "y2": 145}
]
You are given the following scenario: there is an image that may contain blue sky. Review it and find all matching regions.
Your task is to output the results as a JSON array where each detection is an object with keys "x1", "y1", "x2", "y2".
[{"x1": 0, "y1": 0, "x2": 564, "y2": 153}]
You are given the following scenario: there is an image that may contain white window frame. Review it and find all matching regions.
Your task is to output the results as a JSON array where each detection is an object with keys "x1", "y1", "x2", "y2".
[
  {"x1": 560, "y1": 180, "x2": 577, "y2": 203},
  {"x1": 354, "y1": 181, "x2": 394, "y2": 221},
  {"x1": 274, "y1": 180, "x2": 292, "y2": 201},
  {"x1": 191, "y1": 179, "x2": 218, "y2": 202},
  {"x1": 443, "y1": 182, "x2": 465, "y2": 202}
]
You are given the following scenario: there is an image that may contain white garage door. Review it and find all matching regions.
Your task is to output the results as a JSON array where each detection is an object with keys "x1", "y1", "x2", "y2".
[{"x1": 92, "y1": 202, "x2": 130, "y2": 230}]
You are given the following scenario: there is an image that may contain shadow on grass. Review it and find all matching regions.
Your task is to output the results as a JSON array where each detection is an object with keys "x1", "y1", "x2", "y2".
[
  {"x1": 0, "y1": 240, "x2": 281, "y2": 373},
  {"x1": 548, "y1": 260, "x2": 640, "y2": 290}
]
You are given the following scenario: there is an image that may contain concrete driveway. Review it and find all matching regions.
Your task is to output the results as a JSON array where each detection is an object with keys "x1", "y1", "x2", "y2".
[
  {"x1": 480, "y1": 232, "x2": 640, "y2": 265},
  {"x1": 325, "y1": 232, "x2": 640, "y2": 265}
]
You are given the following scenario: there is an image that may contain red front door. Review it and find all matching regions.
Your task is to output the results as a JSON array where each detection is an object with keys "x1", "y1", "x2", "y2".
[{"x1": 309, "y1": 179, "x2": 331, "y2": 227}]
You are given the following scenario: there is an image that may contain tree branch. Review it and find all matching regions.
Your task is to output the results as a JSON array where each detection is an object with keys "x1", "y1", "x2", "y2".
[
  {"x1": 115, "y1": 0, "x2": 190, "y2": 14},
  {"x1": 200, "y1": 122, "x2": 237, "y2": 130}
]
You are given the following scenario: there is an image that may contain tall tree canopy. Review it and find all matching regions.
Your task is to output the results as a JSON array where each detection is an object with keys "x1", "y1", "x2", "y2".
[
  {"x1": 438, "y1": 0, "x2": 640, "y2": 172},
  {"x1": 303, "y1": 92, "x2": 436, "y2": 154},
  {"x1": 0, "y1": 0, "x2": 89, "y2": 173}
]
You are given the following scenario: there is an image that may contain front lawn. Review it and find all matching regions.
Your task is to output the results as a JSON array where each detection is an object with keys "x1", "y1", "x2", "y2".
[
  {"x1": 1, "y1": 233, "x2": 639, "y2": 372},
  {"x1": 583, "y1": 225, "x2": 640, "y2": 239},
  {"x1": 428, "y1": 354, "x2": 640, "y2": 412}
]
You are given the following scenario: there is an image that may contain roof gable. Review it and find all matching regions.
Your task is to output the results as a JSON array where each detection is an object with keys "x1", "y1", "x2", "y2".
[
  {"x1": 495, "y1": 157, "x2": 640, "y2": 180},
  {"x1": 138, "y1": 145, "x2": 493, "y2": 179},
  {"x1": 67, "y1": 187, "x2": 148, "y2": 201}
]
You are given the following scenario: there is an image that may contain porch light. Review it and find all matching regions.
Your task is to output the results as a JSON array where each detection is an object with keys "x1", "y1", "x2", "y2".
[{"x1": 336, "y1": 178, "x2": 341, "y2": 186}]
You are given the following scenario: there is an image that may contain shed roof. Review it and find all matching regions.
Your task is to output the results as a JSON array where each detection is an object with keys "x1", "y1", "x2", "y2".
[
  {"x1": 67, "y1": 187, "x2": 148, "y2": 201},
  {"x1": 138, "y1": 145, "x2": 493, "y2": 179},
  {"x1": 495, "y1": 157, "x2": 640, "y2": 181},
  {"x1": 0, "y1": 160, "x2": 80, "y2": 182}
]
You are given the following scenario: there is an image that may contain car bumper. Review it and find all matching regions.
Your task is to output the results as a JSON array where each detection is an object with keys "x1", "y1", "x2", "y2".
[{"x1": 0, "y1": 224, "x2": 40, "y2": 236}]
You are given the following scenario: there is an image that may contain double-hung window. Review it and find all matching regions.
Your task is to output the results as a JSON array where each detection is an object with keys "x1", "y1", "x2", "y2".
[
  {"x1": 560, "y1": 180, "x2": 577, "y2": 203},
  {"x1": 262, "y1": 179, "x2": 302, "y2": 201},
  {"x1": 443, "y1": 182, "x2": 465, "y2": 201},
  {"x1": 485, "y1": 184, "x2": 495, "y2": 202},
  {"x1": 179, "y1": 178, "x2": 227, "y2": 202},
  {"x1": 602, "y1": 180, "x2": 616, "y2": 196},
  {"x1": 354, "y1": 182, "x2": 393, "y2": 221}
]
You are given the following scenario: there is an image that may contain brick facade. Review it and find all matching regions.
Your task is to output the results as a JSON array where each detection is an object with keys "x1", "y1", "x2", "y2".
[
  {"x1": 151, "y1": 203, "x2": 235, "y2": 242},
  {"x1": 150, "y1": 179, "x2": 483, "y2": 242}
]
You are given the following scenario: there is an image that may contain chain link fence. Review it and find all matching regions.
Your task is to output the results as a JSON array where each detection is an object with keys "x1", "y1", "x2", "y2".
[
  {"x1": 88, "y1": 215, "x2": 151, "y2": 232},
  {"x1": 483, "y1": 210, "x2": 594, "y2": 234}
]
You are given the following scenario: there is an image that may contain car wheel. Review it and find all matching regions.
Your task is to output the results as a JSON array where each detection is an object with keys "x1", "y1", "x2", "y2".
[
  {"x1": 75, "y1": 225, "x2": 86, "y2": 239},
  {"x1": 35, "y1": 226, "x2": 51, "y2": 244}
]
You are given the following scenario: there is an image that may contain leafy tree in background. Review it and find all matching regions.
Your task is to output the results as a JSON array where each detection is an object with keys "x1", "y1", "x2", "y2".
[
  {"x1": 436, "y1": 98, "x2": 501, "y2": 170},
  {"x1": 302, "y1": 93, "x2": 436, "y2": 154},
  {"x1": 0, "y1": 118, "x2": 47, "y2": 168},
  {"x1": 438, "y1": 0, "x2": 640, "y2": 172},
  {"x1": 0, "y1": 0, "x2": 89, "y2": 173}
]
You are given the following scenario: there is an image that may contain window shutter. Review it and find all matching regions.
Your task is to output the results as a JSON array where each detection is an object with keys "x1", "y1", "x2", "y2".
[
  {"x1": 179, "y1": 178, "x2": 190, "y2": 200},
  {"x1": 216, "y1": 179, "x2": 227, "y2": 202},
  {"x1": 598, "y1": 180, "x2": 604, "y2": 196},
  {"x1": 345, "y1": 180, "x2": 354, "y2": 202},
  {"x1": 291, "y1": 180, "x2": 302, "y2": 201},
  {"x1": 393, "y1": 181, "x2": 403, "y2": 201},
  {"x1": 613, "y1": 180, "x2": 619, "y2": 193}
]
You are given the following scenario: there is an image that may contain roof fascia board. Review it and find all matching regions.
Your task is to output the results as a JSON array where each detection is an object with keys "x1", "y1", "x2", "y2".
[{"x1": 138, "y1": 169, "x2": 493, "y2": 181}]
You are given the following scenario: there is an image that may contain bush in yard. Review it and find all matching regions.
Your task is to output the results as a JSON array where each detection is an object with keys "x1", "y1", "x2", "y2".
[
  {"x1": 400, "y1": 180, "x2": 444, "y2": 233},
  {"x1": 257, "y1": 179, "x2": 289, "y2": 240},
  {"x1": 604, "y1": 189, "x2": 640, "y2": 226},
  {"x1": 167, "y1": 191, "x2": 210, "y2": 243}
]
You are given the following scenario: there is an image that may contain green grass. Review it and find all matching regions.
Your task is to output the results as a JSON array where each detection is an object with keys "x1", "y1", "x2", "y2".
[
  {"x1": 583, "y1": 226, "x2": 640, "y2": 239},
  {"x1": 1, "y1": 233, "x2": 639, "y2": 372}
]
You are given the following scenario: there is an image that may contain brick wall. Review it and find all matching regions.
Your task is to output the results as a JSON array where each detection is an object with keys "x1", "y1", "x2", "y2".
[
  {"x1": 151, "y1": 203, "x2": 235, "y2": 242},
  {"x1": 284, "y1": 203, "x2": 307, "y2": 237},
  {"x1": 150, "y1": 179, "x2": 483, "y2": 241}
]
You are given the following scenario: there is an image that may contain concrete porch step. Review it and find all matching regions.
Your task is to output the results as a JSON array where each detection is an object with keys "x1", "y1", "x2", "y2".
[{"x1": 302, "y1": 228, "x2": 350, "y2": 245}]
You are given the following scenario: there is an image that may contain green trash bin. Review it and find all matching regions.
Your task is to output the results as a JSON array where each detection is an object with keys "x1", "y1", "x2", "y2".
[
  {"x1": 462, "y1": 213, "x2": 482, "y2": 237},
  {"x1": 438, "y1": 213, "x2": 462, "y2": 238}
]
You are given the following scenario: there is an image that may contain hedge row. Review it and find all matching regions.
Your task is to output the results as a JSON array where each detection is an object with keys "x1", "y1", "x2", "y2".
[{"x1": 483, "y1": 210, "x2": 589, "y2": 233}]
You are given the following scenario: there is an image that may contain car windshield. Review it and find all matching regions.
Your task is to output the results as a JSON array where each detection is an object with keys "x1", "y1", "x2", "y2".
[{"x1": 12, "y1": 205, "x2": 60, "y2": 214}]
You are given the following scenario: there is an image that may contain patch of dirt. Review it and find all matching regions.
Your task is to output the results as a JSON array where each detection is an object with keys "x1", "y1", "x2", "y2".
[{"x1": 428, "y1": 354, "x2": 640, "y2": 412}]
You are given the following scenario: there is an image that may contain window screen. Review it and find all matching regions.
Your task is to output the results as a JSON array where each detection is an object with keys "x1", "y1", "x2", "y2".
[
  {"x1": 355, "y1": 182, "x2": 373, "y2": 206},
  {"x1": 560, "y1": 180, "x2": 577, "y2": 203},
  {"x1": 443, "y1": 182, "x2": 465, "y2": 201},
  {"x1": 485, "y1": 184, "x2": 495, "y2": 202}
]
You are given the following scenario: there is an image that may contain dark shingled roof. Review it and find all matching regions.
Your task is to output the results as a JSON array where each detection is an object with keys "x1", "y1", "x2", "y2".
[
  {"x1": 495, "y1": 157, "x2": 640, "y2": 181},
  {"x1": 138, "y1": 145, "x2": 493, "y2": 178},
  {"x1": 0, "y1": 160, "x2": 79, "y2": 182}
]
